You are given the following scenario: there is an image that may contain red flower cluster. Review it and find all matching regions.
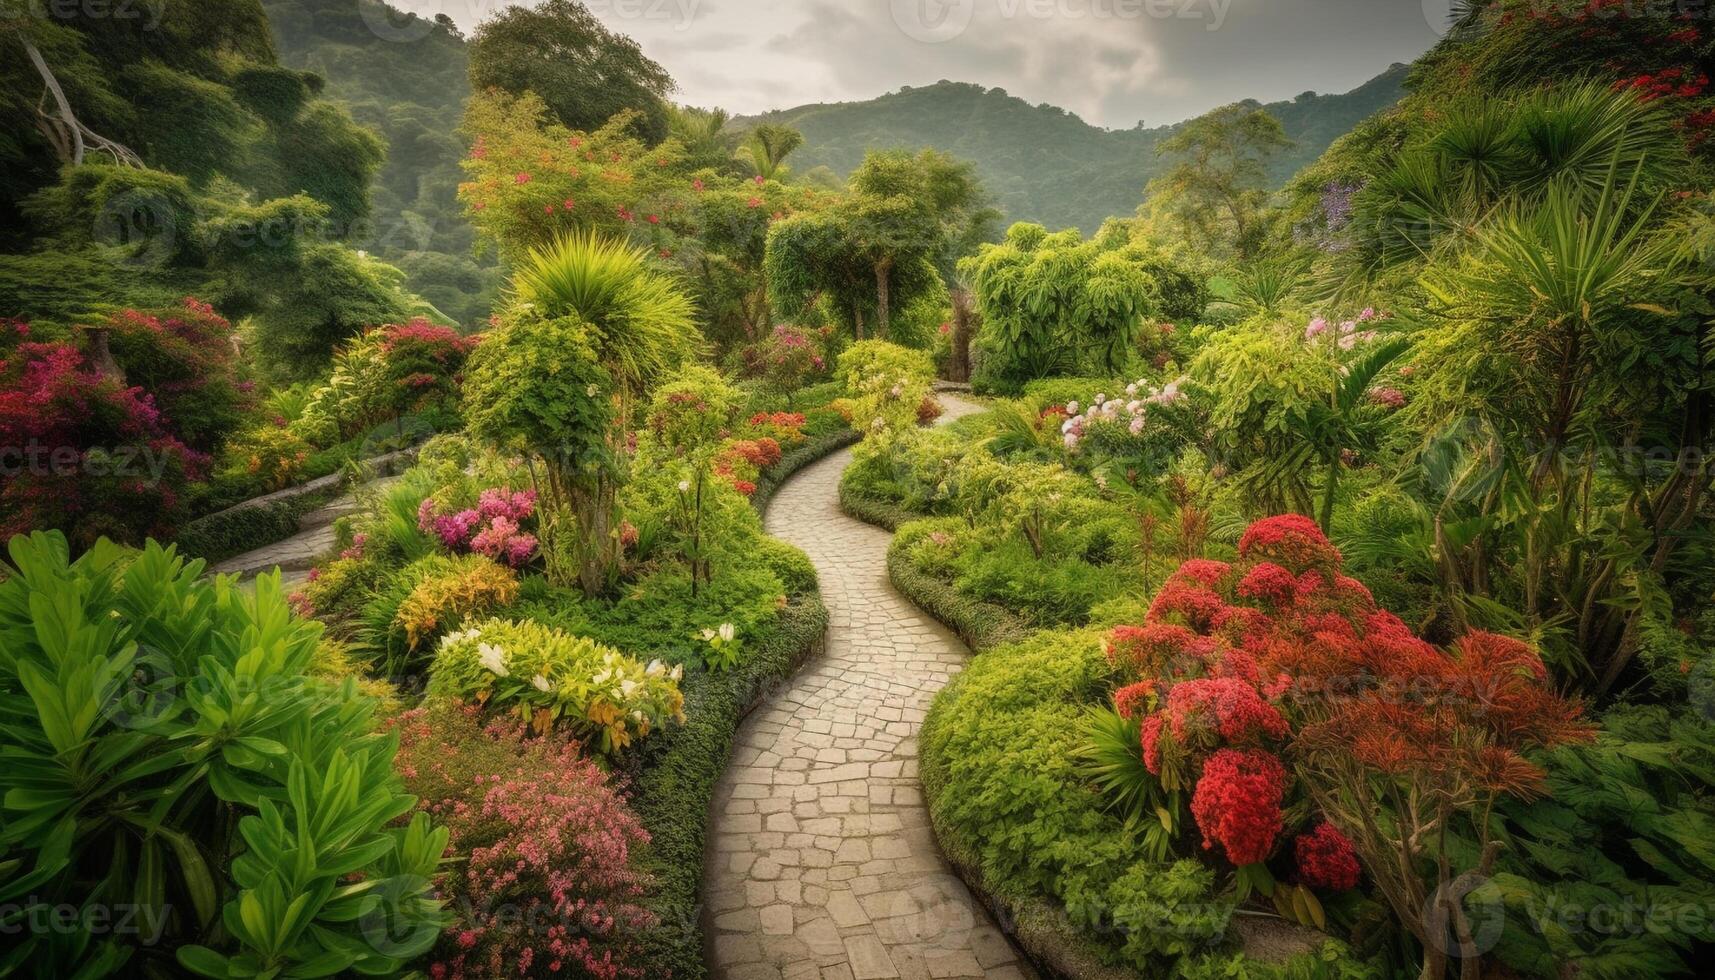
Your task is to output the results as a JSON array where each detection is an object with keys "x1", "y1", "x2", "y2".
[
  {"x1": 1294, "y1": 822, "x2": 1362, "y2": 891},
  {"x1": 1107, "y1": 514, "x2": 1592, "y2": 878},
  {"x1": 1190, "y1": 749, "x2": 1287, "y2": 866}
]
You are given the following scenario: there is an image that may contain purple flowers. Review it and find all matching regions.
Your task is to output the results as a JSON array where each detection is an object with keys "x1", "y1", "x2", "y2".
[{"x1": 419, "y1": 488, "x2": 539, "y2": 567}]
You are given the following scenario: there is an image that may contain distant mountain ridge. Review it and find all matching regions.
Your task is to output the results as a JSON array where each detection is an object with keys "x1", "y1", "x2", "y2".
[{"x1": 747, "y1": 66, "x2": 1410, "y2": 234}]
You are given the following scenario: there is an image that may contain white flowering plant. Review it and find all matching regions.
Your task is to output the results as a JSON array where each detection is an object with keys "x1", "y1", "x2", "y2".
[
  {"x1": 427, "y1": 619, "x2": 685, "y2": 753},
  {"x1": 698, "y1": 622, "x2": 740, "y2": 672}
]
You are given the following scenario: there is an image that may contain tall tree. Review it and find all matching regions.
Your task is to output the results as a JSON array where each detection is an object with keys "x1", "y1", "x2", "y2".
[
  {"x1": 468, "y1": 0, "x2": 674, "y2": 143},
  {"x1": 1143, "y1": 103, "x2": 1292, "y2": 260}
]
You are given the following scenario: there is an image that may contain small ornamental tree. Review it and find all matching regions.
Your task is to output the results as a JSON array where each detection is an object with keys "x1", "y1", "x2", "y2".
[{"x1": 1105, "y1": 514, "x2": 1592, "y2": 978}]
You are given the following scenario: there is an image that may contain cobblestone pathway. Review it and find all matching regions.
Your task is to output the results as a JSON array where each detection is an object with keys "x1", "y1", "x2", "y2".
[{"x1": 703, "y1": 396, "x2": 1035, "y2": 980}]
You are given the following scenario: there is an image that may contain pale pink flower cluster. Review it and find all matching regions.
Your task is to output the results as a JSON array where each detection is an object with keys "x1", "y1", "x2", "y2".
[
  {"x1": 1060, "y1": 380, "x2": 1187, "y2": 451},
  {"x1": 1304, "y1": 308, "x2": 1383, "y2": 350}
]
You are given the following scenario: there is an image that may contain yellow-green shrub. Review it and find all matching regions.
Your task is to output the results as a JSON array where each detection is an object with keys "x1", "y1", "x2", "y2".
[
  {"x1": 393, "y1": 554, "x2": 521, "y2": 650},
  {"x1": 427, "y1": 618, "x2": 685, "y2": 752}
]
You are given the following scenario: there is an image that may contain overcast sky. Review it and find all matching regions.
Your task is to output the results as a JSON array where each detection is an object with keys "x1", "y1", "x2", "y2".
[{"x1": 391, "y1": 0, "x2": 1445, "y2": 129}]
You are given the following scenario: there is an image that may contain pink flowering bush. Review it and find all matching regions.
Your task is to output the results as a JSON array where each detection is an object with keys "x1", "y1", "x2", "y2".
[
  {"x1": 390, "y1": 704, "x2": 654, "y2": 980},
  {"x1": 418, "y1": 488, "x2": 540, "y2": 568},
  {"x1": 0, "y1": 337, "x2": 201, "y2": 546}
]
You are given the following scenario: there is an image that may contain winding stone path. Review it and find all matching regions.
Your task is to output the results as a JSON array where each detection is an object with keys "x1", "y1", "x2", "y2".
[{"x1": 703, "y1": 395, "x2": 1035, "y2": 980}]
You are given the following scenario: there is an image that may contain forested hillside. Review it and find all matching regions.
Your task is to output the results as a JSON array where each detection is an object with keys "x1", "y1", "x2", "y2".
[
  {"x1": 262, "y1": 0, "x2": 499, "y2": 325},
  {"x1": 750, "y1": 65, "x2": 1409, "y2": 232}
]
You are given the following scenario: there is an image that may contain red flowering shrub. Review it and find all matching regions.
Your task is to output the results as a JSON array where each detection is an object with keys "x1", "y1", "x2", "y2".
[
  {"x1": 1104, "y1": 513, "x2": 1592, "y2": 961},
  {"x1": 0, "y1": 338, "x2": 200, "y2": 546},
  {"x1": 102, "y1": 298, "x2": 250, "y2": 451},
  {"x1": 391, "y1": 704, "x2": 654, "y2": 980},
  {"x1": 711, "y1": 437, "x2": 782, "y2": 496},
  {"x1": 376, "y1": 319, "x2": 480, "y2": 414},
  {"x1": 1293, "y1": 822, "x2": 1361, "y2": 892},
  {"x1": 740, "y1": 325, "x2": 827, "y2": 405},
  {"x1": 1189, "y1": 748, "x2": 1287, "y2": 866},
  {"x1": 746, "y1": 411, "x2": 807, "y2": 447}
]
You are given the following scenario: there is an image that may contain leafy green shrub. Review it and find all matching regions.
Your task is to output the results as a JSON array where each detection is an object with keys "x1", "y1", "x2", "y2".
[
  {"x1": 0, "y1": 532, "x2": 446, "y2": 978},
  {"x1": 837, "y1": 339, "x2": 935, "y2": 439},
  {"x1": 645, "y1": 364, "x2": 742, "y2": 457},
  {"x1": 922, "y1": 627, "x2": 1242, "y2": 971},
  {"x1": 216, "y1": 424, "x2": 314, "y2": 492},
  {"x1": 427, "y1": 618, "x2": 685, "y2": 752}
]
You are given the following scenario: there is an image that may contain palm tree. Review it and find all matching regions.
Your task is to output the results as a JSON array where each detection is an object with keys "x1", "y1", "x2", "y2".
[
  {"x1": 736, "y1": 123, "x2": 804, "y2": 181},
  {"x1": 667, "y1": 104, "x2": 733, "y2": 171},
  {"x1": 503, "y1": 231, "x2": 701, "y2": 594}
]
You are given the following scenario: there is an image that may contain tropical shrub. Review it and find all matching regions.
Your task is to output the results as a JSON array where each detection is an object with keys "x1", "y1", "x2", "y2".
[
  {"x1": 961, "y1": 222, "x2": 1163, "y2": 392},
  {"x1": 391, "y1": 703, "x2": 655, "y2": 980},
  {"x1": 836, "y1": 339, "x2": 935, "y2": 440},
  {"x1": 216, "y1": 423, "x2": 313, "y2": 493},
  {"x1": 739, "y1": 324, "x2": 827, "y2": 405},
  {"x1": 0, "y1": 340, "x2": 199, "y2": 546},
  {"x1": 391, "y1": 554, "x2": 522, "y2": 652},
  {"x1": 427, "y1": 618, "x2": 685, "y2": 751},
  {"x1": 100, "y1": 298, "x2": 249, "y2": 452},
  {"x1": 466, "y1": 231, "x2": 698, "y2": 595},
  {"x1": 292, "y1": 319, "x2": 476, "y2": 447},
  {"x1": 0, "y1": 532, "x2": 446, "y2": 978},
  {"x1": 1102, "y1": 515, "x2": 1593, "y2": 977},
  {"x1": 644, "y1": 364, "x2": 741, "y2": 457}
]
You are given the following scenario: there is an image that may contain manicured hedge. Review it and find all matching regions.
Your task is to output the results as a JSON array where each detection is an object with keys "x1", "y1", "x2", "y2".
[
  {"x1": 176, "y1": 483, "x2": 342, "y2": 564},
  {"x1": 621, "y1": 594, "x2": 829, "y2": 979},
  {"x1": 837, "y1": 483, "x2": 925, "y2": 533},
  {"x1": 885, "y1": 531, "x2": 1033, "y2": 653}
]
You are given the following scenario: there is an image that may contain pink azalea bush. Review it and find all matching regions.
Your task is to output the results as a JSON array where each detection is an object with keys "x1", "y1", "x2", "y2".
[{"x1": 419, "y1": 488, "x2": 539, "y2": 567}]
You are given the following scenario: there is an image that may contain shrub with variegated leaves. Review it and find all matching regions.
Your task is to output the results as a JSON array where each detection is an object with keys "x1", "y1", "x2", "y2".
[{"x1": 427, "y1": 618, "x2": 685, "y2": 752}]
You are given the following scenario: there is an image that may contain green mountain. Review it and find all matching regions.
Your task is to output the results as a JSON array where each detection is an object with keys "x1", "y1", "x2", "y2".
[
  {"x1": 749, "y1": 66, "x2": 1410, "y2": 234},
  {"x1": 261, "y1": 0, "x2": 500, "y2": 325}
]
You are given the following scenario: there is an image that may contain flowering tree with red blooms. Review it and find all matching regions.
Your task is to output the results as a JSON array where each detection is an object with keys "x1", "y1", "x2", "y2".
[
  {"x1": 376, "y1": 319, "x2": 481, "y2": 414},
  {"x1": 0, "y1": 334, "x2": 201, "y2": 547},
  {"x1": 1105, "y1": 514, "x2": 1592, "y2": 975}
]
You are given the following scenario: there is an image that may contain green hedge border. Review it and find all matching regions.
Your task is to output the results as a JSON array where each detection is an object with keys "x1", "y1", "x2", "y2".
[
  {"x1": 836, "y1": 484, "x2": 923, "y2": 532},
  {"x1": 884, "y1": 538, "x2": 1034, "y2": 654},
  {"x1": 839, "y1": 492, "x2": 1137, "y2": 978},
  {"x1": 625, "y1": 594, "x2": 829, "y2": 979},
  {"x1": 624, "y1": 425, "x2": 856, "y2": 978},
  {"x1": 177, "y1": 484, "x2": 344, "y2": 565}
]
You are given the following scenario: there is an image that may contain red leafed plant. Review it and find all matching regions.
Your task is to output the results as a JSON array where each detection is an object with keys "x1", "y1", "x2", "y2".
[
  {"x1": 1105, "y1": 514, "x2": 1592, "y2": 977},
  {"x1": 390, "y1": 704, "x2": 654, "y2": 980}
]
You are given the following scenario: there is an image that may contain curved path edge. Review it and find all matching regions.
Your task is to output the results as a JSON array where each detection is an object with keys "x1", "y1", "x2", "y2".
[{"x1": 702, "y1": 395, "x2": 1036, "y2": 980}]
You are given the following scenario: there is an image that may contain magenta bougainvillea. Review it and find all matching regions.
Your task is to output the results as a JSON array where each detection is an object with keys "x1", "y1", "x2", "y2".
[{"x1": 0, "y1": 336, "x2": 201, "y2": 545}]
